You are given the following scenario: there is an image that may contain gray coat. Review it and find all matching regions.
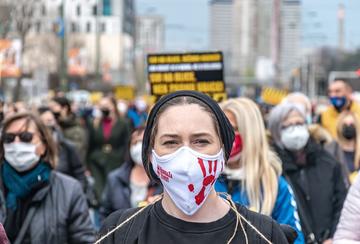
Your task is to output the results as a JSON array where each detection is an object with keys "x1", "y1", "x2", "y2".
[{"x1": 0, "y1": 171, "x2": 95, "y2": 244}]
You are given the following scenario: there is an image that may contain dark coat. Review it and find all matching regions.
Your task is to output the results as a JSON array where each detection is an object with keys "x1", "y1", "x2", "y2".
[
  {"x1": 0, "y1": 171, "x2": 95, "y2": 244},
  {"x1": 99, "y1": 162, "x2": 162, "y2": 218},
  {"x1": 87, "y1": 118, "x2": 130, "y2": 197},
  {"x1": 59, "y1": 114, "x2": 88, "y2": 162},
  {"x1": 56, "y1": 131, "x2": 86, "y2": 187},
  {"x1": 273, "y1": 139, "x2": 347, "y2": 242}
]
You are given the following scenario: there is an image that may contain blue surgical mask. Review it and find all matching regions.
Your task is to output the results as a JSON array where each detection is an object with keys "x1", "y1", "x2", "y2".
[{"x1": 329, "y1": 96, "x2": 347, "y2": 111}]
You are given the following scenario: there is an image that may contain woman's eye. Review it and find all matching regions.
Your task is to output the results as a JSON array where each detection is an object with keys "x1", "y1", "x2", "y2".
[
  {"x1": 194, "y1": 139, "x2": 210, "y2": 145},
  {"x1": 162, "y1": 140, "x2": 178, "y2": 145}
]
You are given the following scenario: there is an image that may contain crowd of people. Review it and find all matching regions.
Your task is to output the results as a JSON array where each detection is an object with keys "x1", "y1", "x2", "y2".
[{"x1": 0, "y1": 79, "x2": 359, "y2": 243}]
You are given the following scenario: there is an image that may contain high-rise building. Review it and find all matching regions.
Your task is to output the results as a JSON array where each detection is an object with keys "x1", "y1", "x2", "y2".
[
  {"x1": 136, "y1": 15, "x2": 165, "y2": 53},
  {"x1": 277, "y1": 0, "x2": 301, "y2": 82},
  {"x1": 209, "y1": 0, "x2": 233, "y2": 74}
]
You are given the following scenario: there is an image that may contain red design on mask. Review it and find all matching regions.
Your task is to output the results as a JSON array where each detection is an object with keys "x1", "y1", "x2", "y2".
[
  {"x1": 230, "y1": 133, "x2": 243, "y2": 158},
  {"x1": 188, "y1": 184, "x2": 194, "y2": 192},
  {"x1": 188, "y1": 158, "x2": 223, "y2": 205}
]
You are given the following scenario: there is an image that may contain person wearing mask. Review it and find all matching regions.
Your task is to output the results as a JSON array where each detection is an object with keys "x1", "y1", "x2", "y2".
[
  {"x1": 97, "y1": 91, "x2": 292, "y2": 244},
  {"x1": 283, "y1": 92, "x2": 333, "y2": 146},
  {"x1": 325, "y1": 111, "x2": 360, "y2": 185},
  {"x1": 333, "y1": 174, "x2": 360, "y2": 243},
  {"x1": 320, "y1": 80, "x2": 360, "y2": 138},
  {"x1": 216, "y1": 98, "x2": 304, "y2": 244},
  {"x1": 87, "y1": 96, "x2": 130, "y2": 198},
  {"x1": 100, "y1": 127, "x2": 162, "y2": 218},
  {"x1": 38, "y1": 106, "x2": 87, "y2": 186},
  {"x1": 268, "y1": 102, "x2": 347, "y2": 244},
  {"x1": 0, "y1": 112, "x2": 94, "y2": 243},
  {"x1": 49, "y1": 96, "x2": 88, "y2": 161},
  {"x1": 127, "y1": 97, "x2": 148, "y2": 128}
]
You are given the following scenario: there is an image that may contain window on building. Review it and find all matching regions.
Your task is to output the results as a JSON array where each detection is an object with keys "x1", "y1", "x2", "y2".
[
  {"x1": 86, "y1": 22, "x2": 91, "y2": 33},
  {"x1": 77, "y1": 5, "x2": 81, "y2": 16},
  {"x1": 42, "y1": 4, "x2": 46, "y2": 16},
  {"x1": 71, "y1": 22, "x2": 77, "y2": 32},
  {"x1": 92, "y1": 5, "x2": 97, "y2": 15},
  {"x1": 103, "y1": 0, "x2": 111, "y2": 15},
  {"x1": 101, "y1": 22, "x2": 106, "y2": 33},
  {"x1": 36, "y1": 22, "x2": 41, "y2": 32}
]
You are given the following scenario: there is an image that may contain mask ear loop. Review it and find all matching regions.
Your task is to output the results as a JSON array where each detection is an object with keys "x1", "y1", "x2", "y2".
[{"x1": 218, "y1": 192, "x2": 272, "y2": 244}]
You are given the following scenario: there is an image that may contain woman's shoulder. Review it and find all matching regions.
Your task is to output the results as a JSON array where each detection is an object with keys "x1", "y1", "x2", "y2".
[
  {"x1": 51, "y1": 171, "x2": 83, "y2": 192},
  {"x1": 235, "y1": 204, "x2": 289, "y2": 243}
]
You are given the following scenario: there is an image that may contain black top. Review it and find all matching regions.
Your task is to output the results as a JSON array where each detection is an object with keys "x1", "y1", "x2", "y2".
[{"x1": 99, "y1": 200, "x2": 289, "y2": 244}]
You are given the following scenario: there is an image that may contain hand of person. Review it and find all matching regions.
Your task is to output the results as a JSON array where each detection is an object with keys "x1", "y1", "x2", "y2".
[{"x1": 322, "y1": 239, "x2": 332, "y2": 244}]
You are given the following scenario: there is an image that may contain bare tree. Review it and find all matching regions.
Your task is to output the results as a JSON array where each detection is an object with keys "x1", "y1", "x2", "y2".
[{"x1": 1, "y1": 0, "x2": 36, "y2": 101}]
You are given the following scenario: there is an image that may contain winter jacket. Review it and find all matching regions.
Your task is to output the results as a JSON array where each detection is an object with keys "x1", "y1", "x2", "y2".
[
  {"x1": 324, "y1": 140, "x2": 354, "y2": 186},
  {"x1": 215, "y1": 175, "x2": 305, "y2": 244},
  {"x1": 56, "y1": 131, "x2": 86, "y2": 187},
  {"x1": 334, "y1": 173, "x2": 360, "y2": 243},
  {"x1": 59, "y1": 114, "x2": 88, "y2": 162},
  {"x1": 0, "y1": 171, "x2": 95, "y2": 244},
  {"x1": 87, "y1": 118, "x2": 130, "y2": 197},
  {"x1": 273, "y1": 139, "x2": 347, "y2": 242},
  {"x1": 99, "y1": 162, "x2": 162, "y2": 218}
]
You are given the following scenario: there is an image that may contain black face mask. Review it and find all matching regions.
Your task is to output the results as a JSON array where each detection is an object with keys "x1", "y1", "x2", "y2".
[
  {"x1": 101, "y1": 109, "x2": 110, "y2": 118},
  {"x1": 52, "y1": 111, "x2": 61, "y2": 120},
  {"x1": 342, "y1": 124, "x2": 356, "y2": 140}
]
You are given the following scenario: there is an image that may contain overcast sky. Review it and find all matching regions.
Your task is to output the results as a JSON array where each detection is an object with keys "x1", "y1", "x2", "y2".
[{"x1": 136, "y1": 0, "x2": 360, "y2": 52}]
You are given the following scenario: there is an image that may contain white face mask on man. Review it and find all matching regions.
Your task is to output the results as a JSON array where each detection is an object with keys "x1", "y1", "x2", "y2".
[
  {"x1": 4, "y1": 142, "x2": 40, "y2": 172},
  {"x1": 151, "y1": 146, "x2": 225, "y2": 216},
  {"x1": 281, "y1": 124, "x2": 310, "y2": 151}
]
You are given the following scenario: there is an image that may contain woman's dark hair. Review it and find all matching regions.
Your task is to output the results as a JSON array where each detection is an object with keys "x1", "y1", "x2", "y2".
[
  {"x1": 0, "y1": 112, "x2": 58, "y2": 168},
  {"x1": 102, "y1": 95, "x2": 120, "y2": 118},
  {"x1": 52, "y1": 97, "x2": 72, "y2": 115},
  {"x1": 143, "y1": 93, "x2": 233, "y2": 181}
]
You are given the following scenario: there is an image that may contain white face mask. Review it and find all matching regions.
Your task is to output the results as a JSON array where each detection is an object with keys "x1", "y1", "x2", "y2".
[
  {"x1": 130, "y1": 142, "x2": 143, "y2": 165},
  {"x1": 151, "y1": 146, "x2": 225, "y2": 216},
  {"x1": 4, "y1": 142, "x2": 40, "y2": 172},
  {"x1": 281, "y1": 125, "x2": 310, "y2": 151}
]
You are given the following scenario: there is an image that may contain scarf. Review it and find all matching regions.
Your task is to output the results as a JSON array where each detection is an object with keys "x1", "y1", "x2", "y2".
[{"x1": 2, "y1": 161, "x2": 51, "y2": 210}]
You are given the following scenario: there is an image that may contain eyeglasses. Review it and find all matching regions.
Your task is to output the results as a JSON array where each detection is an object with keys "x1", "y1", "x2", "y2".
[{"x1": 2, "y1": 132, "x2": 34, "y2": 143}]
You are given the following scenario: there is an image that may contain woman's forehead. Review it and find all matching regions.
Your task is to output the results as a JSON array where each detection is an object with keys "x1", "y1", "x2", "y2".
[
  {"x1": 6, "y1": 118, "x2": 37, "y2": 133},
  {"x1": 156, "y1": 104, "x2": 217, "y2": 136}
]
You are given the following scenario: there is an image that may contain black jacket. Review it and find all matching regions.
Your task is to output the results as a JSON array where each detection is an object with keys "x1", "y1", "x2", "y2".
[
  {"x1": 0, "y1": 171, "x2": 95, "y2": 243},
  {"x1": 56, "y1": 131, "x2": 86, "y2": 187},
  {"x1": 99, "y1": 162, "x2": 162, "y2": 218},
  {"x1": 273, "y1": 139, "x2": 347, "y2": 242}
]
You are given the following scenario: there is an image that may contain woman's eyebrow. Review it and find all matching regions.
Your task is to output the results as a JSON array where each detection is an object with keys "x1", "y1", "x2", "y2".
[
  {"x1": 159, "y1": 134, "x2": 180, "y2": 139},
  {"x1": 191, "y1": 132, "x2": 212, "y2": 138}
]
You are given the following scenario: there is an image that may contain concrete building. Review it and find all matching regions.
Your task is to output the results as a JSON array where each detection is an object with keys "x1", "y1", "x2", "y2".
[
  {"x1": 15, "y1": 0, "x2": 136, "y2": 84},
  {"x1": 209, "y1": 0, "x2": 233, "y2": 75},
  {"x1": 275, "y1": 0, "x2": 301, "y2": 83},
  {"x1": 135, "y1": 15, "x2": 165, "y2": 53}
]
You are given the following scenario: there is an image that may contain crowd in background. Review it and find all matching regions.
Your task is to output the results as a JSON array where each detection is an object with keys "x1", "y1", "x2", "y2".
[{"x1": 0, "y1": 79, "x2": 360, "y2": 243}]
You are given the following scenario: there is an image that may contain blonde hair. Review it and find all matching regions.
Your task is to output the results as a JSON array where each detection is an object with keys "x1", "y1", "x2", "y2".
[
  {"x1": 336, "y1": 111, "x2": 360, "y2": 170},
  {"x1": 95, "y1": 194, "x2": 272, "y2": 244},
  {"x1": 221, "y1": 98, "x2": 282, "y2": 215}
]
